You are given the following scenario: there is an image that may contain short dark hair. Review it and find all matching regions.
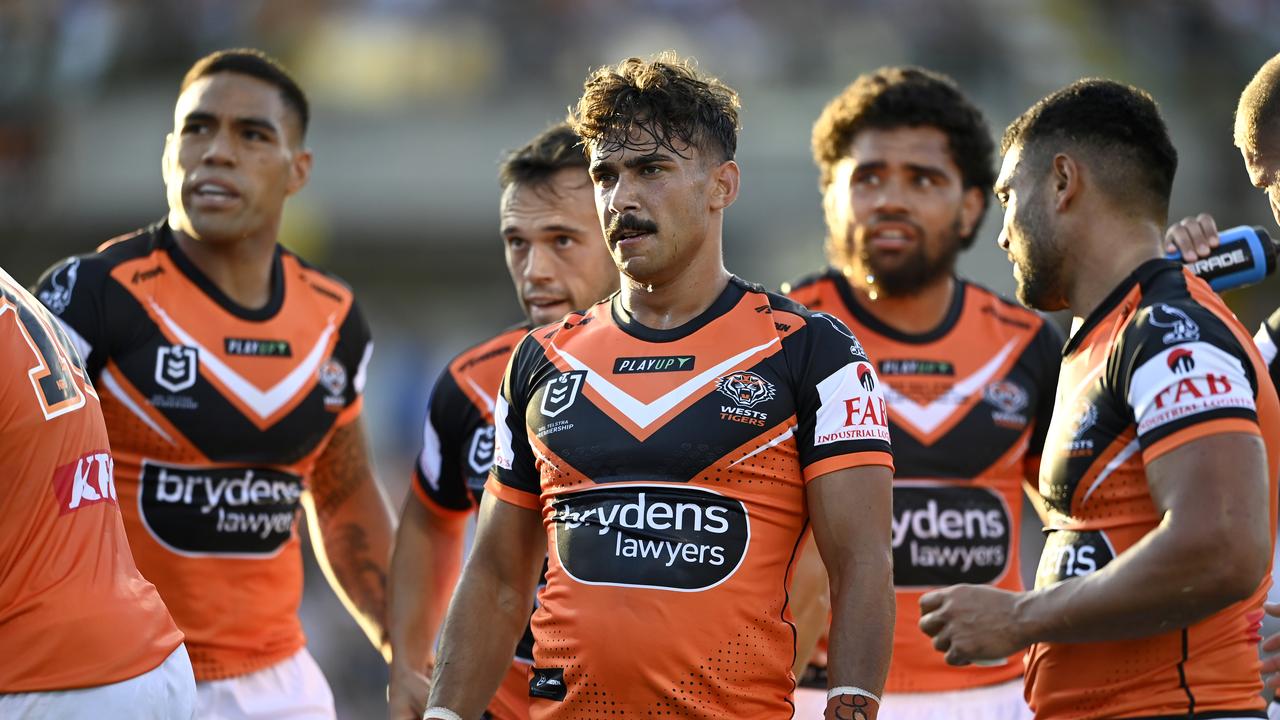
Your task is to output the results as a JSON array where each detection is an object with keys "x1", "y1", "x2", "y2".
[
  {"x1": 811, "y1": 66, "x2": 996, "y2": 248},
  {"x1": 180, "y1": 48, "x2": 310, "y2": 139},
  {"x1": 1002, "y1": 79, "x2": 1177, "y2": 218},
  {"x1": 1235, "y1": 52, "x2": 1280, "y2": 150},
  {"x1": 498, "y1": 123, "x2": 588, "y2": 191},
  {"x1": 571, "y1": 51, "x2": 740, "y2": 162}
]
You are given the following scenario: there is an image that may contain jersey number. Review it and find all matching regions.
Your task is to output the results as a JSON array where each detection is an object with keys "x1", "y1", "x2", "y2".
[{"x1": 0, "y1": 278, "x2": 92, "y2": 420}]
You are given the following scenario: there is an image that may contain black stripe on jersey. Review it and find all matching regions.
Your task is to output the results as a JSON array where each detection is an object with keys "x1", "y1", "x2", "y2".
[
  {"x1": 610, "y1": 277, "x2": 757, "y2": 343},
  {"x1": 1264, "y1": 307, "x2": 1280, "y2": 387},
  {"x1": 417, "y1": 367, "x2": 485, "y2": 511},
  {"x1": 833, "y1": 270, "x2": 967, "y2": 345},
  {"x1": 1177, "y1": 627, "x2": 1195, "y2": 715}
]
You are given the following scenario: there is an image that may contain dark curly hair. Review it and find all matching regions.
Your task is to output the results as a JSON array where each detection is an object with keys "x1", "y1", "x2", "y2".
[
  {"x1": 811, "y1": 67, "x2": 995, "y2": 247},
  {"x1": 181, "y1": 48, "x2": 309, "y2": 140},
  {"x1": 1235, "y1": 52, "x2": 1280, "y2": 151},
  {"x1": 1002, "y1": 78, "x2": 1177, "y2": 218},
  {"x1": 498, "y1": 122, "x2": 588, "y2": 191},
  {"x1": 571, "y1": 51, "x2": 740, "y2": 162}
]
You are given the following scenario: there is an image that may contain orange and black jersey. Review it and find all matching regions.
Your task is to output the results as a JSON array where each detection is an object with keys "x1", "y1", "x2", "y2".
[
  {"x1": 1028, "y1": 259, "x2": 1280, "y2": 720},
  {"x1": 413, "y1": 323, "x2": 540, "y2": 719},
  {"x1": 414, "y1": 324, "x2": 530, "y2": 513},
  {"x1": 487, "y1": 276, "x2": 893, "y2": 719},
  {"x1": 786, "y1": 268, "x2": 1061, "y2": 693},
  {"x1": 32, "y1": 220, "x2": 371, "y2": 681},
  {"x1": 1256, "y1": 307, "x2": 1280, "y2": 389},
  {"x1": 0, "y1": 266, "x2": 182, "y2": 693}
]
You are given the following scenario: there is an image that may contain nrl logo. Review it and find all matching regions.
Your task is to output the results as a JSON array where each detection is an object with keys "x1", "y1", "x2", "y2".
[
  {"x1": 716, "y1": 371, "x2": 776, "y2": 409},
  {"x1": 540, "y1": 371, "x2": 586, "y2": 418},
  {"x1": 155, "y1": 344, "x2": 198, "y2": 393}
]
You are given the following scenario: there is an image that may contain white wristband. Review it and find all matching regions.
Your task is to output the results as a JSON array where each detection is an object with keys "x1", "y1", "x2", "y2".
[
  {"x1": 423, "y1": 708, "x2": 463, "y2": 720},
  {"x1": 826, "y1": 686, "x2": 881, "y2": 704}
]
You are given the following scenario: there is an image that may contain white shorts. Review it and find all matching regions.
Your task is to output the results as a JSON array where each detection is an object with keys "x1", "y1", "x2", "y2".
[
  {"x1": 793, "y1": 678, "x2": 1030, "y2": 720},
  {"x1": 0, "y1": 643, "x2": 195, "y2": 719},
  {"x1": 195, "y1": 648, "x2": 335, "y2": 720}
]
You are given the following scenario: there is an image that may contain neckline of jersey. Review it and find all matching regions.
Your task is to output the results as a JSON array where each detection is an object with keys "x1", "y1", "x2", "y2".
[
  {"x1": 1061, "y1": 257, "x2": 1180, "y2": 357},
  {"x1": 829, "y1": 268, "x2": 967, "y2": 345},
  {"x1": 609, "y1": 276, "x2": 749, "y2": 343},
  {"x1": 155, "y1": 221, "x2": 287, "y2": 322}
]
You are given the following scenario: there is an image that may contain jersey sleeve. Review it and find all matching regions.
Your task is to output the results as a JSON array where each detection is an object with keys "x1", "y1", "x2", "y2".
[
  {"x1": 1118, "y1": 300, "x2": 1260, "y2": 463},
  {"x1": 1255, "y1": 307, "x2": 1280, "y2": 390},
  {"x1": 791, "y1": 311, "x2": 894, "y2": 482},
  {"x1": 329, "y1": 298, "x2": 373, "y2": 427},
  {"x1": 485, "y1": 333, "x2": 542, "y2": 510},
  {"x1": 1025, "y1": 318, "x2": 1065, "y2": 473},
  {"x1": 412, "y1": 367, "x2": 481, "y2": 514},
  {"x1": 31, "y1": 255, "x2": 107, "y2": 377}
]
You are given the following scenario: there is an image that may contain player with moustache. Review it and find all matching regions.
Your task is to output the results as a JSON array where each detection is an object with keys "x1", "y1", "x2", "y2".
[
  {"x1": 386, "y1": 123, "x2": 618, "y2": 720},
  {"x1": 920, "y1": 79, "x2": 1280, "y2": 720},
  {"x1": 785, "y1": 66, "x2": 1059, "y2": 720},
  {"x1": 423, "y1": 52, "x2": 895, "y2": 720},
  {"x1": 32, "y1": 49, "x2": 392, "y2": 719}
]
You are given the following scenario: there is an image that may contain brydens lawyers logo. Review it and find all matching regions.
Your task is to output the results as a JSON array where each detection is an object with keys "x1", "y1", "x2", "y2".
[
  {"x1": 155, "y1": 344, "x2": 198, "y2": 392},
  {"x1": 541, "y1": 371, "x2": 586, "y2": 418},
  {"x1": 717, "y1": 371, "x2": 776, "y2": 408},
  {"x1": 51, "y1": 450, "x2": 116, "y2": 515}
]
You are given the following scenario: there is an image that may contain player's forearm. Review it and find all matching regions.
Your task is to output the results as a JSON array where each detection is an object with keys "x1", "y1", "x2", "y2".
[
  {"x1": 1018, "y1": 517, "x2": 1264, "y2": 645},
  {"x1": 426, "y1": 560, "x2": 536, "y2": 715},
  {"x1": 825, "y1": 547, "x2": 894, "y2": 694},
  {"x1": 789, "y1": 534, "x2": 831, "y2": 677},
  {"x1": 309, "y1": 483, "x2": 394, "y2": 659},
  {"x1": 388, "y1": 499, "x2": 466, "y2": 675}
]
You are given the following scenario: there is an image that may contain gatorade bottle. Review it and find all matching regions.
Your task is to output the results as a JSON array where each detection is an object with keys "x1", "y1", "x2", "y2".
[{"x1": 1168, "y1": 225, "x2": 1277, "y2": 292}]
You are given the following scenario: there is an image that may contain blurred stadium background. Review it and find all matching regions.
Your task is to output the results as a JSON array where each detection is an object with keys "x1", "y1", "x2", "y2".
[{"x1": 2, "y1": 1, "x2": 1279, "y2": 716}]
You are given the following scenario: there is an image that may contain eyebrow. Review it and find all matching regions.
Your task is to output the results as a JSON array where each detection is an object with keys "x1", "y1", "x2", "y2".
[
  {"x1": 182, "y1": 111, "x2": 281, "y2": 136},
  {"x1": 502, "y1": 223, "x2": 582, "y2": 236},
  {"x1": 591, "y1": 152, "x2": 675, "y2": 173},
  {"x1": 852, "y1": 160, "x2": 949, "y2": 176}
]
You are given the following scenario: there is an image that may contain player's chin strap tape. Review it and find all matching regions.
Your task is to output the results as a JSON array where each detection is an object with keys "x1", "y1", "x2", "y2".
[
  {"x1": 423, "y1": 708, "x2": 463, "y2": 720},
  {"x1": 826, "y1": 686, "x2": 881, "y2": 704}
]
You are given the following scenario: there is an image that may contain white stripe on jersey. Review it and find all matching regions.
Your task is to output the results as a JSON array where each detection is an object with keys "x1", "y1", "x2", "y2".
[{"x1": 1256, "y1": 322, "x2": 1278, "y2": 368}]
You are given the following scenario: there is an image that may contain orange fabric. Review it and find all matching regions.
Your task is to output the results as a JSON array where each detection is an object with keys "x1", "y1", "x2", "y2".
[
  {"x1": 788, "y1": 276, "x2": 1048, "y2": 692},
  {"x1": 0, "y1": 269, "x2": 182, "y2": 692},
  {"x1": 1025, "y1": 267, "x2": 1280, "y2": 718},
  {"x1": 97, "y1": 249, "x2": 358, "y2": 680},
  {"x1": 488, "y1": 662, "x2": 533, "y2": 720}
]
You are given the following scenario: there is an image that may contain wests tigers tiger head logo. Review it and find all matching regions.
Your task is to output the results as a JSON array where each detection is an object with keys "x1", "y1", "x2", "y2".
[{"x1": 716, "y1": 371, "x2": 777, "y2": 408}]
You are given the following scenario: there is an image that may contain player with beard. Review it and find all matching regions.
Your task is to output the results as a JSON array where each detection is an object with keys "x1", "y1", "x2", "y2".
[
  {"x1": 785, "y1": 66, "x2": 1059, "y2": 720},
  {"x1": 423, "y1": 52, "x2": 895, "y2": 720},
  {"x1": 387, "y1": 123, "x2": 618, "y2": 720},
  {"x1": 31, "y1": 49, "x2": 392, "y2": 719},
  {"x1": 920, "y1": 79, "x2": 1280, "y2": 719}
]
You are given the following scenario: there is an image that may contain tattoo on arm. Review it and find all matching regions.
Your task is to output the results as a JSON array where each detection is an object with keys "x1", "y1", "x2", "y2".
[
  {"x1": 311, "y1": 420, "x2": 370, "y2": 519},
  {"x1": 327, "y1": 522, "x2": 388, "y2": 622}
]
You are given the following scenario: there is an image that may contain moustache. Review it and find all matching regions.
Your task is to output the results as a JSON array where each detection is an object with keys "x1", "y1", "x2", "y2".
[{"x1": 606, "y1": 214, "x2": 659, "y2": 244}]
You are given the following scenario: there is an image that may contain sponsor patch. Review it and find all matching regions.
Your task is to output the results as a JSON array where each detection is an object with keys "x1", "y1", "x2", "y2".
[
  {"x1": 540, "y1": 371, "x2": 585, "y2": 418},
  {"x1": 38, "y1": 258, "x2": 79, "y2": 315},
  {"x1": 878, "y1": 359, "x2": 955, "y2": 376},
  {"x1": 529, "y1": 667, "x2": 567, "y2": 701},
  {"x1": 155, "y1": 344, "x2": 198, "y2": 393},
  {"x1": 716, "y1": 371, "x2": 776, "y2": 410},
  {"x1": 319, "y1": 358, "x2": 347, "y2": 409},
  {"x1": 51, "y1": 450, "x2": 116, "y2": 515},
  {"x1": 1036, "y1": 529, "x2": 1115, "y2": 587},
  {"x1": 550, "y1": 484, "x2": 749, "y2": 592},
  {"x1": 813, "y1": 361, "x2": 891, "y2": 446},
  {"x1": 891, "y1": 484, "x2": 1011, "y2": 587},
  {"x1": 138, "y1": 460, "x2": 303, "y2": 556},
  {"x1": 613, "y1": 355, "x2": 696, "y2": 374},
  {"x1": 1129, "y1": 341, "x2": 1255, "y2": 436},
  {"x1": 224, "y1": 337, "x2": 293, "y2": 357}
]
